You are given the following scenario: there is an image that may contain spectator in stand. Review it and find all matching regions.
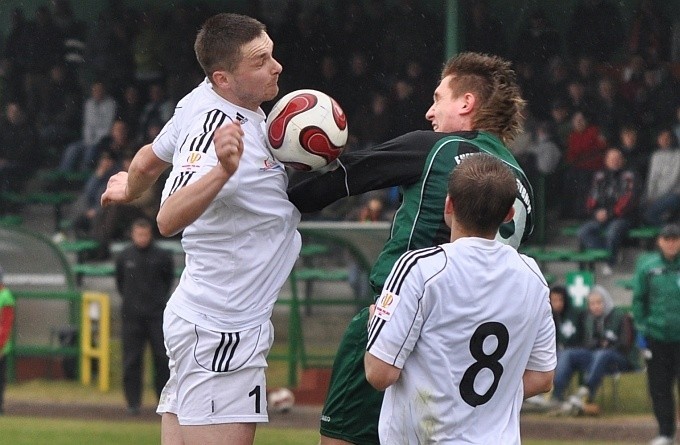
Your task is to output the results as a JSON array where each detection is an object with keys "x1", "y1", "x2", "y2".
[
  {"x1": 578, "y1": 147, "x2": 639, "y2": 275},
  {"x1": 628, "y1": 0, "x2": 672, "y2": 66},
  {"x1": 574, "y1": 55, "x2": 600, "y2": 98},
  {"x1": 551, "y1": 285, "x2": 637, "y2": 416},
  {"x1": 516, "y1": 61, "x2": 551, "y2": 120},
  {"x1": 619, "y1": 124, "x2": 650, "y2": 185},
  {"x1": 563, "y1": 109, "x2": 608, "y2": 218},
  {"x1": 70, "y1": 148, "x2": 123, "y2": 245},
  {"x1": 567, "y1": 0, "x2": 625, "y2": 62},
  {"x1": 592, "y1": 76, "x2": 632, "y2": 143},
  {"x1": 619, "y1": 53, "x2": 647, "y2": 106},
  {"x1": 524, "y1": 284, "x2": 586, "y2": 410},
  {"x1": 23, "y1": 6, "x2": 63, "y2": 86},
  {"x1": 2, "y1": 8, "x2": 31, "y2": 101},
  {"x1": 338, "y1": 50, "x2": 379, "y2": 119},
  {"x1": 51, "y1": 0, "x2": 87, "y2": 76},
  {"x1": 115, "y1": 218, "x2": 174, "y2": 415},
  {"x1": 631, "y1": 222, "x2": 680, "y2": 445},
  {"x1": 0, "y1": 102, "x2": 39, "y2": 193},
  {"x1": 351, "y1": 192, "x2": 387, "y2": 223},
  {"x1": 526, "y1": 120, "x2": 563, "y2": 210},
  {"x1": 637, "y1": 67, "x2": 679, "y2": 133},
  {"x1": 641, "y1": 128, "x2": 680, "y2": 226},
  {"x1": 116, "y1": 84, "x2": 143, "y2": 143},
  {"x1": 132, "y1": 11, "x2": 167, "y2": 94},
  {"x1": 36, "y1": 63, "x2": 82, "y2": 160},
  {"x1": 546, "y1": 57, "x2": 571, "y2": 104},
  {"x1": 90, "y1": 148, "x2": 166, "y2": 254},
  {"x1": 349, "y1": 90, "x2": 393, "y2": 150},
  {"x1": 83, "y1": 15, "x2": 135, "y2": 97},
  {"x1": 549, "y1": 98, "x2": 573, "y2": 152},
  {"x1": 59, "y1": 80, "x2": 117, "y2": 173},
  {"x1": 0, "y1": 265, "x2": 15, "y2": 416},
  {"x1": 94, "y1": 119, "x2": 135, "y2": 166},
  {"x1": 390, "y1": 77, "x2": 430, "y2": 135},
  {"x1": 565, "y1": 78, "x2": 596, "y2": 116},
  {"x1": 311, "y1": 54, "x2": 345, "y2": 109},
  {"x1": 551, "y1": 285, "x2": 586, "y2": 354},
  {"x1": 138, "y1": 82, "x2": 174, "y2": 141}
]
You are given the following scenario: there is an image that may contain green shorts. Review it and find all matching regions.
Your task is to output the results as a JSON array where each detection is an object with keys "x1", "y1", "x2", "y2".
[{"x1": 319, "y1": 307, "x2": 383, "y2": 445}]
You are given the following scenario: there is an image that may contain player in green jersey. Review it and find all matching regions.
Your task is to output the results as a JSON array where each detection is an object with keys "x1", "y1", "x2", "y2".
[{"x1": 288, "y1": 52, "x2": 534, "y2": 445}]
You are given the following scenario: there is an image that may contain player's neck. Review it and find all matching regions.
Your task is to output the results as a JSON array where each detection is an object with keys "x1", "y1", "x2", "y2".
[{"x1": 450, "y1": 221, "x2": 496, "y2": 242}]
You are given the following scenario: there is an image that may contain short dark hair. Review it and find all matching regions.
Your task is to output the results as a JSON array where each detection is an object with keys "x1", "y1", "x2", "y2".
[
  {"x1": 131, "y1": 218, "x2": 152, "y2": 231},
  {"x1": 549, "y1": 284, "x2": 569, "y2": 311},
  {"x1": 447, "y1": 154, "x2": 517, "y2": 234},
  {"x1": 194, "y1": 13, "x2": 266, "y2": 78}
]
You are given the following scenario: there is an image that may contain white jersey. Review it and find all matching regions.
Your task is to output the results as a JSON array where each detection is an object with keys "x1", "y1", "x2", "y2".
[
  {"x1": 154, "y1": 78, "x2": 301, "y2": 332},
  {"x1": 367, "y1": 238, "x2": 556, "y2": 445}
]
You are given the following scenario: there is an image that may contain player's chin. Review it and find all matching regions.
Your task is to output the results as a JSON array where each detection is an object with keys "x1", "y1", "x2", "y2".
[{"x1": 263, "y1": 83, "x2": 280, "y2": 102}]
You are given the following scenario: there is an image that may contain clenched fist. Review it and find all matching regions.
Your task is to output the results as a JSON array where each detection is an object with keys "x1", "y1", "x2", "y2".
[{"x1": 213, "y1": 122, "x2": 244, "y2": 176}]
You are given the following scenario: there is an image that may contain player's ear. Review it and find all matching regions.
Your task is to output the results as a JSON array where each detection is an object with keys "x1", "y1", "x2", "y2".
[
  {"x1": 211, "y1": 70, "x2": 230, "y2": 89},
  {"x1": 461, "y1": 93, "x2": 475, "y2": 114},
  {"x1": 444, "y1": 195, "x2": 454, "y2": 228},
  {"x1": 502, "y1": 205, "x2": 515, "y2": 223}
]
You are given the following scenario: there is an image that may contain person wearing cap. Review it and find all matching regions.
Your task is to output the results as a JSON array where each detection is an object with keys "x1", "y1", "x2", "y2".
[
  {"x1": 0, "y1": 266, "x2": 15, "y2": 415},
  {"x1": 632, "y1": 223, "x2": 680, "y2": 445}
]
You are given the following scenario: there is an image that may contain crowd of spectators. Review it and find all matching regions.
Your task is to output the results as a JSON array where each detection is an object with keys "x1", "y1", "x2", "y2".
[{"x1": 2, "y1": 0, "x2": 680, "y2": 238}]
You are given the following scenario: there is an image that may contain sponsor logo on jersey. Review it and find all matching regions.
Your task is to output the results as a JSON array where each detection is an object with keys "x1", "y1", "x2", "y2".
[
  {"x1": 375, "y1": 291, "x2": 400, "y2": 321},
  {"x1": 454, "y1": 152, "x2": 479, "y2": 164},
  {"x1": 516, "y1": 178, "x2": 531, "y2": 214},
  {"x1": 260, "y1": 156, "x2": 284, "y2": 172},
  {"x1": 236, "y1": 112, "x2": 248, "y2": 124},
  {"x1": 181, "y1": 152, "x2": 203, "y2": 171}
]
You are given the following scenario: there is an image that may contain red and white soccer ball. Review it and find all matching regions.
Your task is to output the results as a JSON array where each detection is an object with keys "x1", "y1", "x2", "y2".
[
  {"x1": 266, "y1": 89, "x2": 348, "y2": 171},
  {"x1": 267, "y1": 387, "x2": 295, "y2": 413}
]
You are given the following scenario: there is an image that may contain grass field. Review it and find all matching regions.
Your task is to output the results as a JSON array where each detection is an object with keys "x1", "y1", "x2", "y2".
[
  {"x1": 0, "y1": 417, "x2": 639, "y2": 445},
  {"x1": 3, "y1": 340, "x2": 655, "y2": 444}
]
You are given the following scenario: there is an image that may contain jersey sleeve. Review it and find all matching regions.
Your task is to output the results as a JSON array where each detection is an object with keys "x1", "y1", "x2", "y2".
[
  {"x1": 366, "y1": 247, "x2": 444, "y2": 368},
  {"x1": 152, "y1": 114, "x2": 180, "y2": 163},
  {"x1": 159, "y1": 110, "x2": 236, "y2": 206},
  {"x1": 288, "y1": 131, "x2": 434, "y2": 213},
  {"x1": 525, "y1": 289, "x2": 557, "y2": 372}
]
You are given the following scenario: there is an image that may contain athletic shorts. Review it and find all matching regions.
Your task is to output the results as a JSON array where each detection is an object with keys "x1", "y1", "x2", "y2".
[
  {"x1": 157, "y1": 308, "x2": 273, "y2": 425},
  {"x1": 320, "y1": 307, "x2": 384, "y2": 445}
]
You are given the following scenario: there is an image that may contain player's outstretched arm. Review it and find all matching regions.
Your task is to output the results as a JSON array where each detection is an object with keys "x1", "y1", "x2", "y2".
[
  {"x1": 522, "y1": 369, "x2": 554, "y2": 399},
  {"x1": 101, "y1": 144, "x2": 170, "y2": 206}
]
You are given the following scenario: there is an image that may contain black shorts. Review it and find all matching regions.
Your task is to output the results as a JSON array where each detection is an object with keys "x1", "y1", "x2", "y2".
[{"x1": 319, "y1": 307, "x2": 384, "y2": 445}]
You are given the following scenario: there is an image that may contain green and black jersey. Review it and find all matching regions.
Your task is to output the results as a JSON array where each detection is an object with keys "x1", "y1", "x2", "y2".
[{"x1": 288, "y1": 130, "x2": 533, "y2": 294}]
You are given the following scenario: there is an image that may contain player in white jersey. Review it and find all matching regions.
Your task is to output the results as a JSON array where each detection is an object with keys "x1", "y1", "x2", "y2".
[
  {"x1": 101, "y1": 14, "x2": 299, "y2": 445},
  {"x1": 365, "y1": 154, "x2": 556, "y2": 445}
]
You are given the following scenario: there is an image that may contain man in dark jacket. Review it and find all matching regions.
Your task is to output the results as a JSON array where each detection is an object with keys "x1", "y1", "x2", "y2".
[
  {"x1": 115, "y1": 218, "x2": 174, "y2": 415},
  {"x1": 577, "y1": 147, "x2": 639, "y2": 275},
  {"x1": 632, "y1": 223, "x2": 680, "y2": 445}
]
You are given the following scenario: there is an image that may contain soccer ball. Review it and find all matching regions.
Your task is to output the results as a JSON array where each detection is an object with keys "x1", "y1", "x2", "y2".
[
  {"x1": 266, "y1": 89, "x2": 348, "y2": 171},
  {"x1": 267, "y1": 387, "x2": 295, "y2": 413}
]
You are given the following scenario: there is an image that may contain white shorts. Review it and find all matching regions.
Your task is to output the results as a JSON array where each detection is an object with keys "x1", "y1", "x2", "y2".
[{"x1": 156, "y1": 308, "x2": 274, "y2": 425}]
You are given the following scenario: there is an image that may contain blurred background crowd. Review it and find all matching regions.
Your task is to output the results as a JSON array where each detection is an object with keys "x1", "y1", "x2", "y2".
[{"x1": 1, "y1": 0, "x2": 680, "y2": 240}]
